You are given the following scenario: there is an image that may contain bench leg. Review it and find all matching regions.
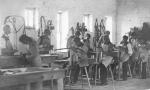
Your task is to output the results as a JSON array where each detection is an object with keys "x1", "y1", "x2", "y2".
[
  {"x1": 32, "y1": 81, "x2": 43, "y2": 90},
  {"x1": 24, "y1": 83, "x2": 30, "y2": 90},
  {"x1": 57, "y1": 78, "x2": 64, "y2": 90}
]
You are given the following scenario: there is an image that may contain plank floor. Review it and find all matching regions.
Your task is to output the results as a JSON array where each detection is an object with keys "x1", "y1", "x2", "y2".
[{"x1": 44, "y1": 78, "x2": 150, "y2": 90}]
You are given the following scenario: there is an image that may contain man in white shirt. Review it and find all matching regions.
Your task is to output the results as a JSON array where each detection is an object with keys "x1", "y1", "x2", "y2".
[{"x1": 120, "y1": 35, "x2": 133, "y2": 80}]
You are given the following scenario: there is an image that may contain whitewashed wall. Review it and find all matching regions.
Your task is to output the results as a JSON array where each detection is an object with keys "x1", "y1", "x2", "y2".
[
  {"x1": 117, "y1": 0, "x2": 150, "y2": 43},
  {"x1": 0, "y1": 0, "x2": 117, "y2": 52}
]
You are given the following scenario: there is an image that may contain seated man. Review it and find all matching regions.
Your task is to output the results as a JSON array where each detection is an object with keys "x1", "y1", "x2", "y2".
[
  {"x1": 70, "y1": 31, "x2": 89, "y2": 84},
  {"x1": 69, "y1": 31, "x2": 82, "y2": 84},
  {"x1": 83, "y1": 33, "x2": 93, "y2": 57},
  {"x1": 98, "y1": 35, "x2": 114, "y2": 85}
]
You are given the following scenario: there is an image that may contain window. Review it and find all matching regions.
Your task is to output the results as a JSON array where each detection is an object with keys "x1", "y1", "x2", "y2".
[
  {"x1": 24, "y1": 8, "x2": 39, "y2": 30},
  {"x1": 83, "y1": 14, "x2": 93, "y2": 32},
  {"x1": 105, "y1": 16, "x2": 113, "y2": 42},
  {"x1": 56, "y1": 11, "x2": 69, "y2": 51}
]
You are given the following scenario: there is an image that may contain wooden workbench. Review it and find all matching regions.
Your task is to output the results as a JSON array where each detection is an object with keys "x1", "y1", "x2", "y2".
[
  {"x1": 0, "y1": 55, "x2": 27, "y2": 68},
  {"x1": 0, "y1": 67, "x2": 65, "y2": 90},
  {"x1": 40, "y1": 54, "x2": 59, "y2": 63},
  {"x1": 40, "y1": 54, "x2": 70, "y2": 68}
]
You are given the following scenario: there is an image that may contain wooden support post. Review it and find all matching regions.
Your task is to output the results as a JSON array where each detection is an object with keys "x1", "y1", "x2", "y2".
[
  {"x1": 32, "y1": 80, "x2": 43, "y2": 90},
  {"x1": 57, "y1": 78, "x2": 64, "y2": 90},
  {"x1": 24, "y1": 83, "x2": 30, "y2": 90}
]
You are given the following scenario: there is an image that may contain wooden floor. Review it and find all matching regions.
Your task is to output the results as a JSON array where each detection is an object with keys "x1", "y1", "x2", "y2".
[{"x1": 43, "y1": 78, "x2": 150, "y2": 90}]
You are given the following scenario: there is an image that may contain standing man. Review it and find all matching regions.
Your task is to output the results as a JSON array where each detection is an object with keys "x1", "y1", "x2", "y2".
[
  {"x1": 66, "y1": 27, "x2": 75, "y2": 68},
  {"x1": 120, "y1": 35, "x2": 133, "y2": 80},
  {"x1": 99, "y1": 35, "x2": 113, "y2": 85}
]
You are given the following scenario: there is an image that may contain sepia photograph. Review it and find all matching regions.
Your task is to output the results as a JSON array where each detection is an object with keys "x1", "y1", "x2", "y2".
[{"x1": 0, "y1": 0, "x2": 150, "y2": 90}]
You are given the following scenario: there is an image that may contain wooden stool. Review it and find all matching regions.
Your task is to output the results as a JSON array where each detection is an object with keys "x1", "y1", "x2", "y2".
[
  {"x1": 79, "y1": 66, "x2": 91, "y2": 89},
  {"x1": 94, "y1": 62, "x2": 100, "y2": 86},
  {"x1": 64, "y1": 66, "x2": 71, "y2": 90}
]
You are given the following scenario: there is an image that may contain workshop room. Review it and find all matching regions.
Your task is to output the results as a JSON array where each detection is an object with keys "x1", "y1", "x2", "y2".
[{"x1": 0, "y1": 0, "x2": 150, "y2": 90}]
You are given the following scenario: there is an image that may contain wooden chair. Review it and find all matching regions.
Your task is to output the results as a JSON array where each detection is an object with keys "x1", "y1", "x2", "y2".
[
  {"x1": 79, "y1": 63, "x2": 91, "y2": 89},
  {"x1": 64, "y1": 66, "x2": 72, "y2": 90}
]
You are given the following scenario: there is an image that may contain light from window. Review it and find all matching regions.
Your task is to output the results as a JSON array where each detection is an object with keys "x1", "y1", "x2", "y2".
[
  {"x1": 83, "y1": 14, "x2": 93, "y2": 32},
  {"x1": 105, "y1": 16, "x2": 112, "y2": 42},
  {"x1": 56, "y1": 11, "x2": 69, "y2": 52},
  {"x1": 24, "y1": 8, "x2": 39, "y2": 30}
]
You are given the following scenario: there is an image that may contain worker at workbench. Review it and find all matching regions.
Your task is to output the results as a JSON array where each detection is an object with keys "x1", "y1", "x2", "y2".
[
  {"x1": 19, "y1": 34, "x2": 42, "y2": 67},
  {"x1": 38, "y1": 29, "x2": 53, "y2": 54}
]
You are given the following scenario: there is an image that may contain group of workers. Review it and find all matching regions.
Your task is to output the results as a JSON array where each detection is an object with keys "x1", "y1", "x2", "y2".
[
  {"x1": 0, "y1": 24, "x2": 149, "y2": 86},
  {"x1": 67, "y1": 27, "x2": 149, "y2": 86}
]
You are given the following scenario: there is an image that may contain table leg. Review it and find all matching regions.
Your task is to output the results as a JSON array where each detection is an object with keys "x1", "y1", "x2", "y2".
[
  {"x1": 51, "y1": 79, "x2": 53, "y2": 90},
  {"x1": 57, "y1": 78, "x2": 64, "y2": 90},
  {"x1": 24, "y1": 83, "x2": 30, "y2": 90},
  {"x1": 95, "y1": 65, "x2": 97, "y2": 86},
  {"x1": 32, "y1": 80, "x2": 43, "y2": 90}
]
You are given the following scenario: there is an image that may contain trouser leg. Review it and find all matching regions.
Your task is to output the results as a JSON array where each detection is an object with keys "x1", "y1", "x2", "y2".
[
  {"x1": 135, "y1": 61, "x2": 140, "y2": 77},
  {"x1": 70, "y1": 62, "x2": 80, "y2": 83},
  {"x1": 99, "y1": 63, "x2": 107, "y2": 83},
  {"x1": 88, "y1": 64, "x2": 94, "y2": 79},
  {"x1": 110, "y1": 62, "x2": 118, "y2": 80},
  {"x1": 141, "y1": 62, "x2": 147, "y2": 79},
  {"x1": 122, "y1": 61, "x2": 128, "y2": 80},
  {"x1": 129, "y1": 56, "x2": 135, "y2": 75}
]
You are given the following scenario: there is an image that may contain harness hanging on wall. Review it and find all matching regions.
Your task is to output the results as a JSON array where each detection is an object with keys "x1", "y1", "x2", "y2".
[
  {"x1": 99, "y1": 19, "x2": 106, "y2": 36},
  {"x1": 93, "y1": 18, "x2": 99, "y2": 51},
  {"x1": 39, "y1": 16, "x2": 54, "y2": 37},
  {"x1": 4, "y1": 16, "x2": 25, "y2": 49},
  {"x1": 39, "y1": 16, "x2": 55, "y2": 49},
  {"x1": 93, "y1": 18, "x2": 106, "y2": 51},
  {"x1": 39, "y1": 16, "x2": 46, "y2": 36},
  {"x1": 75, "y1": 22, "x2": 87, "y2": 40}
]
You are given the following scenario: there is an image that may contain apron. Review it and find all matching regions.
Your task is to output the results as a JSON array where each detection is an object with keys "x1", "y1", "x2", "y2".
[
  {"x1": 101, "y1": 44, "x2": 113, "y2": 67},
  {"x1": 102, "y1": 56, "x2": 113, "y2": 67},
  {"x1": 119, "y1": 46, "x2": 130, "y2": 62}
]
